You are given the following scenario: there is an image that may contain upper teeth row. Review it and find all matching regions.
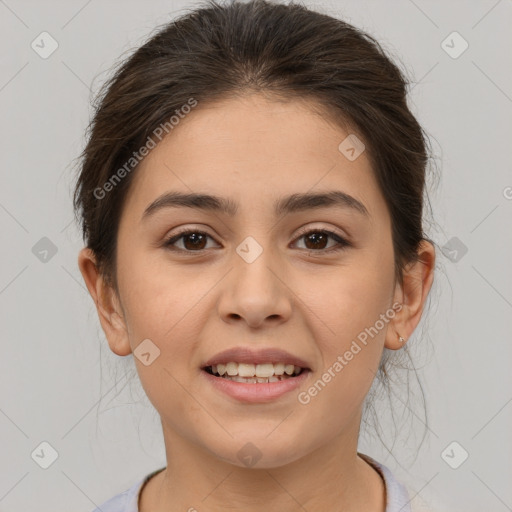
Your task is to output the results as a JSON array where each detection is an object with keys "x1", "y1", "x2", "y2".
[{"x1": 211, "y1": 362, "x2": 302, "y2": 378}]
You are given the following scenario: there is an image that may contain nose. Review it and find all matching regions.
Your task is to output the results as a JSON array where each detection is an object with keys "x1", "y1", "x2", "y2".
[{"x1": 217, "y1": 244, "x2": 293, "y2": 329}]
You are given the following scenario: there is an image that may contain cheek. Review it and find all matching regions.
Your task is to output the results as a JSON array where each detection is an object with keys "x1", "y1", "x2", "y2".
[
  {"x1": 295, "y1": 244, "x2": 395, "y2": 414},
  {"x1": 117, "y1": 247, "x2": 201, "y2": 337},
  {"x1": 302, "y1": 244, "x2": 394, "y2": 343},
  {"x1": 297, "y1": 270, "x2": 393, "y2": 428},
  {"x1": 116, "y1": 250, "x2": 223, "y2": 389},
  {"x1": 117, "y1": 254, "x2": 209, "y2": 419}
]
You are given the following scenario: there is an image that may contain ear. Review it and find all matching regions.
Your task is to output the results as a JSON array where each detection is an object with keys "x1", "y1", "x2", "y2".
[
  {"x1": 385, "y1": 240, "x2": 436, "y2": 350},
  {"x1": 77, "y1": 247, "x2": 132, "y2": 356}
]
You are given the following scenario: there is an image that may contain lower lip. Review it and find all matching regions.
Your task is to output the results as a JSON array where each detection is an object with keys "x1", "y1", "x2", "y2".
[{"x1": 201, "y1": 369, "x2": 310, "y2": 403}]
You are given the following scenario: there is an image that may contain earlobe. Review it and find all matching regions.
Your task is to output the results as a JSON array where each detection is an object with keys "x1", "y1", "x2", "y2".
[
  {"x1": 385, "y1": 240, "x2": 436, "y2": 350},
  {"x1": 77, "y1": 248, "x2": 132, "y2": 356},
  {"x1": 384, "y1": 302, "x2": 409, "y2": 350}
]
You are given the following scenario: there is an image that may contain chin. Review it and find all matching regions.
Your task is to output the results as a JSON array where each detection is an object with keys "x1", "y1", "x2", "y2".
[{"x1": 204, "y1": 435, "x2": 306, "y2": 470}]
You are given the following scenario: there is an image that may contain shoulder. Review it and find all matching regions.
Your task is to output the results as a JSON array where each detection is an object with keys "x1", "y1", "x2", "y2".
[
  {"x1": 90, "y1": 467, "x2": 166, "y2": 512},
  {"x1": 90, "y1": 477, "x2": 146, "y2": 512},
  {"x1": 358, "y1": 452, "x2": 440, "y2": 512},
  {"x1": 359, "y1": 452, "x2": 413, "y2": 512}
]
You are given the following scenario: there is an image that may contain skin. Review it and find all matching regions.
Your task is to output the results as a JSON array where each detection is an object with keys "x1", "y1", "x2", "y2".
[{"x1": 78, "y1": 93, "x2": 435, "y2": 512}]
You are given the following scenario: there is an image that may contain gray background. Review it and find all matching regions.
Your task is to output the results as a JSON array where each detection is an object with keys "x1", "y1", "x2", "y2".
[{"x1": 1, "y1": 0, "x2": 511, "y2": 511}]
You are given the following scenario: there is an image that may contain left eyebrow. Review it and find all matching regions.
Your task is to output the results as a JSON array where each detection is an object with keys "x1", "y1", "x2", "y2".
[{"x1": 141, "y1": 190, "x2": 370, "y2": 221}]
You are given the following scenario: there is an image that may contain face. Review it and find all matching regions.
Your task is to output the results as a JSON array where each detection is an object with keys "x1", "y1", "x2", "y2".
[{"x1": 84, "y1": 93, "x2": 411, "y2": 468}]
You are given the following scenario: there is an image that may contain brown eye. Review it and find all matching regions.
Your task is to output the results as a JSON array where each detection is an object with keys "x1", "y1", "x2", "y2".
[
  {"x1": 294, "y1": 229, "x2": 350, "y2": 253},
  {"x1": 164, "y1": 230, "x2": 218, "y2": 252},
  {"x1": 163, "y1": 228, "x2": 350, "y2": 254},
  {"x1": 181, "y1": 232, "x2": 207, "y2": 250},
  {"x1": 303, "y1": 232, "x2": 329, "y2": 250}
]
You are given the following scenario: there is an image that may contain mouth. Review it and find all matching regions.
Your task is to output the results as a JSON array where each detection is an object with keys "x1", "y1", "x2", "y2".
[
  {"x1": 202, "y1": 362, "x2": 307, "y2": 383},
  {"x1": 200, "y1": 347, "x2": 312, "y2": 402}
]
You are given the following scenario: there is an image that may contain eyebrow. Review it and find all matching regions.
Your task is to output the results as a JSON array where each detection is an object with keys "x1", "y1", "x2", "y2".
[{"x1": 141, "y1": 190, "x2": 369, "y2": 221}]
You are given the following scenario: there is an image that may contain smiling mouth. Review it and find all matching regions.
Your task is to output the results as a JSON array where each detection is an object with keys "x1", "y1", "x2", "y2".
[{"x1": 203, "y1": 362, "x2": 307, "y2": 383}]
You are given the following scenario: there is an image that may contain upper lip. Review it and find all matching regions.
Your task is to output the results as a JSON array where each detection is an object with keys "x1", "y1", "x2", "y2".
[{"x1": 202, "y1": 347, "x2": 312, "y2": 370}]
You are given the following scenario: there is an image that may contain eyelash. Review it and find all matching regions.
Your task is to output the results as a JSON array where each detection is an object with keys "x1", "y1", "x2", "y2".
[{"x1": 162, "y1": 227, "x2": 351, "y2": 254}]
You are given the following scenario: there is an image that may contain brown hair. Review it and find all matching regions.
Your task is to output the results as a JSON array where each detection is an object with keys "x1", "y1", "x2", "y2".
[{"x1": 73, "y1": 0, "x2": 438, "y2": 455}]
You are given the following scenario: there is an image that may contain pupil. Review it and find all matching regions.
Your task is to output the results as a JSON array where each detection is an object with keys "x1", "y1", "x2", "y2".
[
  {"x1": 306, "y1": 233, "x2": 327, "y2": 250},
  {"x1": 185, "y1": 233, "x2": 206, "y2": 250}
]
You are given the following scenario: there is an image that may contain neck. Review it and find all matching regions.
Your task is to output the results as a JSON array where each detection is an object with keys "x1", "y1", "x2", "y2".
[{"x1": 140, "y1": 422, "x2": 386, "y2": 512}]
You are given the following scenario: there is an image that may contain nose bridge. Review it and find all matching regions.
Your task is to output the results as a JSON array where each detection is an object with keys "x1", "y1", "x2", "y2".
[
  {"x1": 235, "y1": 236, "x2": 276, "y2": 290},
  {"x1": 217, "y1": 234, "x2": 292, "y2": 326}
]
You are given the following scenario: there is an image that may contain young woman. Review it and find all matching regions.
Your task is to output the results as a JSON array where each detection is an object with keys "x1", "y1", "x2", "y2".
[{"x1": 74, "y1": 1, "x2": 437, "y2": 510}]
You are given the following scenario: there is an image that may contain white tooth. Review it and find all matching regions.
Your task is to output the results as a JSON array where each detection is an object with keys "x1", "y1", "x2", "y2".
[
  {"x1": 284, "y1": 364, "x2": 294, "y2": 375},
  {"x1": 218, "y1": 362, "x2": 302, "y2": 378},
  {"x1": 256, "y1": 377, "x2": 268, "y2": 383},
  {"x1": 232, "y1": 376, "x2": 245, "y2": 382},
  {"x1": 238, "y1": 363, "x2": 256, "y2": 377},
  {"x1": 255, "y1": 363, "x2": 274, "y2": 378},
  {"x1": 226, "y1": 362, "x2": 238, "y2": 376},
  {"x1": 246, "y1": 377, "x2": 257, "y2": 383},
  {"x1": 269, "y1": 376, "x2": 279, "y2": 383},
  {"x1": 273, "y1": 363, "x2": 285, "y2": 375}
]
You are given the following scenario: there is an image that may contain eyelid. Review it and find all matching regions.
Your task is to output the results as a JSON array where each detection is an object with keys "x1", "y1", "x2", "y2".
[
  {"x1": 162, "y1": 224, "x2": 352, "y2": 253},
  {"x1": 162, "y1": 226, "x2": 219, "y2": 250},
  {"x1": 293, "y1": 223, "x2": 349, "y2": 241},
  {"x1": 291, "y1": 225, "x2": 351, "y2": 253}
]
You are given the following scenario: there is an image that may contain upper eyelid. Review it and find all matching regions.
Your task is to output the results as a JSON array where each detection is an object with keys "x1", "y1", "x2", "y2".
[
  {"x1": 294, "y1": 224, "x2": 347, "y2": 238},
  {"x1": 165, "y1": 225, "x2": 349, "y2": 248},
  {"x1": 167, "y1": 224, "x2": 347, "y2": 239}
]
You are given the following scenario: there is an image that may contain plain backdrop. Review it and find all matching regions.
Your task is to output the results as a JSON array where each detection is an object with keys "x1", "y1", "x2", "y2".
[{"x1": 0, "y1": 1, "x2": 511, "y2": 511}]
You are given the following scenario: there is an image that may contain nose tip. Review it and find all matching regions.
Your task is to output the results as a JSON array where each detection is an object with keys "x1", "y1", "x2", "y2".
[{"x1": 217, "y1": 255, "x2": 293, "y2": 328}]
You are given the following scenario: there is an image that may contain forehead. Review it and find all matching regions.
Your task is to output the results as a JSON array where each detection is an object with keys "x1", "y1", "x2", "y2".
[{"x1": 122, "y1": 93, "x2": 386, "y2": 222}]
